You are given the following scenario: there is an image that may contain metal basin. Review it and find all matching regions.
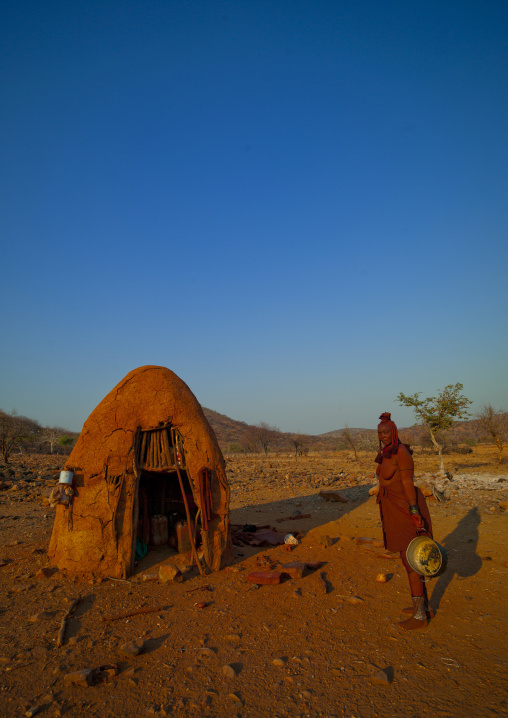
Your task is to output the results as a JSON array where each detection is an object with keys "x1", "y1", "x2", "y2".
[{"x1": 406, "y1": 535, "x2": 448, "y2": 577}]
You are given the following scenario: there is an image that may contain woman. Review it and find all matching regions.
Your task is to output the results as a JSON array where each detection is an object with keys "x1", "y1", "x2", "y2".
[{"x1": 375, "y1": 412, "x2": 433, "y2": 631}]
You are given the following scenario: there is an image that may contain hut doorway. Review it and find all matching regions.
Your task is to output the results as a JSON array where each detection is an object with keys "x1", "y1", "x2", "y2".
[{"x1": 133, "y1": 425, "x2": 201, "y2": 572}]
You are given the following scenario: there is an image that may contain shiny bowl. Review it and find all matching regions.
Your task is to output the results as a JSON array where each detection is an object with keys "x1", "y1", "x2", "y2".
[{"x1": 406, "y1": 535, "x2": 448, "y2": 577}]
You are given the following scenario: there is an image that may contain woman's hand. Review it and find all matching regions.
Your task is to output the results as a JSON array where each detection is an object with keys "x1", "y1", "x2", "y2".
[{"x1": 410, "y1": 511, "x2": 423, "y2": 529}]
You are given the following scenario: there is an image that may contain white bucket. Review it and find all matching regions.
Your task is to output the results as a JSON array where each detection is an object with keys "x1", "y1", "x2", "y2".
[{"x1": 59, "y1": 470, "x2": 74, "y2": 485}]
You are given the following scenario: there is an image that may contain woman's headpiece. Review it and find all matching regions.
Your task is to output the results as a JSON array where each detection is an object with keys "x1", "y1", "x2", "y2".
[{"x1": 375, "y1": 412, "x2": 411, "y2": 462}]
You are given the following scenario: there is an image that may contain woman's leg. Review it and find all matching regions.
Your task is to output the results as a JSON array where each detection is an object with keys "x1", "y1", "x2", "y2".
[
  {"x1": 400, "y1": 552, "x2": 424, "y2": 596},
  {"x1": 398, "y1": 552, "x2": 428, "y2": 630}
]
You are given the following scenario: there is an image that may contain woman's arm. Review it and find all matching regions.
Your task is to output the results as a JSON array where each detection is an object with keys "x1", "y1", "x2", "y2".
[{"x1": 398, "y1": 446, "x2": 423, "y2": 527}]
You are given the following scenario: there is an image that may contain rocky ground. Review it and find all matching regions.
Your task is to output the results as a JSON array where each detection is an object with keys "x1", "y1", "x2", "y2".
[{"x1": 0, "y1": 448, "x2": 507, "y2": 718}]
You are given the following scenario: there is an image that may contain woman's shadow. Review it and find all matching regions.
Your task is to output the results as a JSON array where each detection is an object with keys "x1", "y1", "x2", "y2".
[{"x1": 430, "y1": 507, "x2": 482, "y2": 611}]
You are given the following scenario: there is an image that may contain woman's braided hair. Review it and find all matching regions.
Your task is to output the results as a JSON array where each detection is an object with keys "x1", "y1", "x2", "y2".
[{"x1": 375, "y1": 412, "x2": 412, "y2": 463}]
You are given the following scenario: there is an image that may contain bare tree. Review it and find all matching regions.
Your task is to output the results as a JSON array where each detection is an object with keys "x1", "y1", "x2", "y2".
[
  {"x1": 476, "y1": 404, "x2": 507, "y2": 465},
  {"x1": 240, "y1": 427, "x2": 259, "y2": 454},
  {"x1": 341, "y1": 424, "x2": 358, "y2": 461},
  {"x1": 40, "y1": 426, "x2": 67, "y2": 454},
  {"x1": 290, "y1": 434, "x2": 307, "y2": 458},
  {"x1": 255, "y1": 422, "x2": 280, "y2": 455},
  {"x1": 0, "y1": 410, "x2": 41, "y2": 464},
  {"x1": 240, "y1": 422, "x2": 281, "y2": 456}
]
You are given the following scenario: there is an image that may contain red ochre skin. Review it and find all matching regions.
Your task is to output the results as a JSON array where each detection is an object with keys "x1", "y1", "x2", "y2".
[{"x1": 375, "y1": 415, "x2": 433, "y2": 630}]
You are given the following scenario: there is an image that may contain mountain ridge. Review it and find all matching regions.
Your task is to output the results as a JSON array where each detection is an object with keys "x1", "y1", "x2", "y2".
[{"x1": 202, "y1": 407, "x2": 501, "y2": 451}]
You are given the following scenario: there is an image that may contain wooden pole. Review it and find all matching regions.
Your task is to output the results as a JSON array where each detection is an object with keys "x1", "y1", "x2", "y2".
[
  {"x1": 171, "y1": 429, "x2": 204, "y2": 576},
  {"x1": 140, "y1": 432, "x2": 147, "y2": 467},
  {"x1": 154, "y1": 431, "x2": 160, "y2": 468},
  {"x1": 160, "y1": 431, "x2": 167, "y2": 468},
  {"x1": 149, "y1": 432, "x2": 154, "y2": 468},
  {"x1": 161, "y1": 429, "x2": 173, "y2": 467}
]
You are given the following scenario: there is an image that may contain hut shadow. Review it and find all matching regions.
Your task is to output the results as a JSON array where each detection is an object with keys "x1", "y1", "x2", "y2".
[
  {"x1": 229, "y1": 486, "x2": 371, "y2": 563},
  {"x1": 429, "y1": 507, "x2": 482, "y2": 611}
]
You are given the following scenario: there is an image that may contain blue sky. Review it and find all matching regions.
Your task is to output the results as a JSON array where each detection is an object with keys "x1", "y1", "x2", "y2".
[{"x1": 1, "y1": 1, "x2": 507, "y2": 434}]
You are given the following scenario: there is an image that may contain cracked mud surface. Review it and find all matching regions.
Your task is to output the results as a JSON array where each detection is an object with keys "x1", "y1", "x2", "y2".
[{"x1": 0, "y1": 449, "x2": 507, "y2": 717}]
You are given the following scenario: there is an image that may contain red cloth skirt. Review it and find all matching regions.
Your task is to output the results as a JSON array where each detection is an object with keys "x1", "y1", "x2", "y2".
[{"x1": 377, "y1": 486, "x2": 432, "y2": 553}]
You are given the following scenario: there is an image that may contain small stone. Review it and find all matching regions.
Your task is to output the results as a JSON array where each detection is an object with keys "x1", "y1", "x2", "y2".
[
  {"x1": 29, "y1": 612, "x2": 47, "y2": 623},
  {"x1": 320, "y1": 535, "x2": 333, "y2": 548},
  {"x1": 280, "y1": 562, "x2": 306, "y2": 579},
  {"x1": 347, "y1": 596, "x2": 364, "y2": 605},
  {"x1": 301, "y1": 689, "x2": 312, "y2": 698},
  {"x1": 199, "y1": 648, "x2": 215, "y2": 657},
  {"x1": 228, "y1": 692, "x2": 243, "y2": 705},
  {"x1": 499, "y1": 500, "x2": 508, "y2": 511},
  {"x1": 246, "y1": 571, "x2": 282, "y2": 585},
  {"x1": 226, "y1": 634, "x2": 241, "y2": 642},
  {"x1": 119, "y1": 639, "x2": 145, "y2": 657},
  {"x1": 64, "y1": 669, "x2": 94, "y2": 687},
  {"x1": 35, "y1": 568, "x2": 55, "y2": 579},
  {"x1": 158, "y1": 563, "x2": 183, "y2": 583},
  {"x1": 272, "y1": 657, "x2": 287, "y2": 667},
  {"x1": 355, "y1": 536, "x2": 374, "y2": 545},
  {"x1": 25, "y1": 707, "x2": 40, "y2": 717},
  {"x1": 371, "y1": 668, "x2": 393, "y2": 686},
  {"x1": 222, "y1": 664, "x2": 238, "y2": 678}
]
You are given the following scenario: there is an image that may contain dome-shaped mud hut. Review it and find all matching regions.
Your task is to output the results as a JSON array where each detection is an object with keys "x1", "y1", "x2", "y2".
[{"x1": 48, "y1": 366, "x2": 232, "y2": 578}]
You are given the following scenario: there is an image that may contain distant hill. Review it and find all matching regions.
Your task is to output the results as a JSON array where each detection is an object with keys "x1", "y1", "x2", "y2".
[
  {"x1": 202, "y1": 407, "x2": 506, "y2": 452},
  {"x1": 202, "y1": 408, "x2": 252, "y2": 445},
  {"x1": 318, "y1": 427, "x2": 368, "y2": 439}
]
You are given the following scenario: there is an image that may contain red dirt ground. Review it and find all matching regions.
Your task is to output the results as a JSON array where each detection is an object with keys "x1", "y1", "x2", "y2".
[{"x1": 0, "y1": 449, "x2": 507, "y2": 717}]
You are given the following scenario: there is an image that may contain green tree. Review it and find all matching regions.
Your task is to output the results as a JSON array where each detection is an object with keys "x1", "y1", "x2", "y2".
[{"x1": 396, "y1": 383, "x2": 472, "y2": 473}]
